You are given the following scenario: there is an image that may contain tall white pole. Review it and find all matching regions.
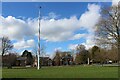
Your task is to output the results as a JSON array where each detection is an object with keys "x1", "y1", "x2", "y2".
[
  {"x1": 37, "y1": 6, "x2": 41, "y2": 70},
  {"x1": 88, "y1": 58, "x2": 90, "y2": 65}
]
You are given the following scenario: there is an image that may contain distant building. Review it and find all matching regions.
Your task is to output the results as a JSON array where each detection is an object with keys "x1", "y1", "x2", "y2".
[
  {"x1": 33, "y1": 57, "x2": 37, "y2": 67},
  {"x1": 53, "y1": 51, "x2": 74, "y2": 66},
  {"x1": 33, "y1": 56, "x2": 52, "y2": 67},
  {"x1": 40, "y1": 57, "x2": 52, "y2": 66},
  {"x1": 16, "y1": 57, "x2": 27, "y2": 66}
]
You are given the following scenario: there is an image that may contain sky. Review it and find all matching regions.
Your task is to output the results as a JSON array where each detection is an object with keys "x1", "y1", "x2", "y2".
[{"x1": 0, "y1": 0, "x2": 119, "y2": 58}]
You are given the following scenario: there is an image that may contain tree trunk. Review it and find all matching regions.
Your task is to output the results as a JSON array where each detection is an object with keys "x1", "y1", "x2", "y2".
[
  {"x1": 117, "y1": 36, "x2": 120, "y2": 64},
  {"x1": 118, "y1": 43, "x2": 120, "y2": 63},
  {"x1": 118, "y1": 38, "x2": 120, "y2": 79},
  {"x1": 2, "y1": 49, "x2": 4, "y2": 56}
]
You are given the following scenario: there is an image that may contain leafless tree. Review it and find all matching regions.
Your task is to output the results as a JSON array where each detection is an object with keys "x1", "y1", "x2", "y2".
[
  {"x1": 91, "y1": 46, "x2": 100, "y2": 63},
  {"x1": 40, "y1": 44, "x2": 46, "y2": 57},
  {"x1": 1, "y1": 37, "x2": 13, "y2": 56},
  {"x1": 2, "y1": 53, "x2": 17, "y2": 68},
  {"x1": 95, "y1": 4, "x2": 120, "y2": 61},
  {"x1": 53, "y1": 50, "x2": 61, "y2": 66},
  {"x1": 76, "y1": 44, "x2": 85, "y2": 53}
]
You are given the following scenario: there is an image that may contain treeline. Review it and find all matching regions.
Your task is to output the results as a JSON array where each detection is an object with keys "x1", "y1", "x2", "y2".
[
  {"x1": 75, "y1": 45, "x2": 118, "y2": 64},
  {"x1": 1, "y1": 36, "x2": 118, "y2": 68},
  {"x1": 2, "y1": 44, "x2": 118, "y2": 68},
  {"x1": 53, "y1": 44, "x2": 118, "y2": 66}
]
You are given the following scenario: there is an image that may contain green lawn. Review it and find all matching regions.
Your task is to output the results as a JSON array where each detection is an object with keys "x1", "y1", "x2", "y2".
[{"x1": 2, "y1": 65, "x2": 119, "y2": 78}]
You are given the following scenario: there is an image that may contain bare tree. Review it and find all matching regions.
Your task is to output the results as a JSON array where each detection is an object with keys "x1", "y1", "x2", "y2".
[
  {"x1": 33, "y1": 44, "x2": 46, "y2": 56},
  {"x1": 75, "y1": 44, "x2": 89, "y2": 64},
  {"x1": 40, "y1": 44, "x2": 46, "y2": 57},
  {"x1": 91, "y1": 46, "x2": 100, "y2": 63},
  {"x1": 76, "y1": 44, "x2": 85, "y2": 53},
  {"x1": 2, "y1": 53, "x2": 17, "y2": 68},
  {"x1": 106, "y1": 45, "x2": 118, "y2": 63},
  {"x1": 53, "y1": 50, "x2": 61, "y2": 66},
  {"x1": 1, "y1": 37, "x2": 13, "y2": 56},
  {"x1": 95, "y1": 4, "x2": 120, "y2": 61}
]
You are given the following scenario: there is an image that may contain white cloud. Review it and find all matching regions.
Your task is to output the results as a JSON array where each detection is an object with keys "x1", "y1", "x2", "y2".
[
  {"x1": 68, "y1": 34, "x2": 95, "y2": 50},
  {"x1": 14, "y1": 39, "x2": 35, "y2": 50},
  {"x1": 112, "y1": 0, "x2": 120, "y2": 6},
  {"x1": 0, "y1": 4, "x2": 100, "y2": 42},
  {"x1": 54, "y1": 47, "x2": 62, "y2": 51},
  {"x1": 68, "y1": 44, "x2": 78, "y2": 50},
  {"x1": 79, "y1": 4, "x2": 100, "y2": 33},
  {"x1": 71, "y1": 34, "x2": 86, "y2": 40},
  {"x1": 35, "y1": 4, "x2": 100, "y2": 42},
  {"x1": 0, "y1": 16, "x2": 35, "y2": 41},
  {"x1": 78, "y1": 4, "x2": 100, "y2": 49},
  {"x1": 68, "y1": 4, "x2": 101, "y2": 50},
  {"x1": 49, "y1": 52, "x2": 56, "y2": 59},
  {"x1": 81, "y1": 35, "x2": 95, "y2": 50},
  {"x1": 27, "y1": 15, "x2": 82, "y2": 42},
  {"x1": 43, "y1": 12, "x2": 60, "y2": 19},
  {"x1": 40, "y1": 16, "x2": 80, "y2": 42},
  {"x1": 0, "y1": 4, "x2": 101, "y2": 51},
  {"x1": 69, "y1": 38, "x2": 94, "y2": 50}
]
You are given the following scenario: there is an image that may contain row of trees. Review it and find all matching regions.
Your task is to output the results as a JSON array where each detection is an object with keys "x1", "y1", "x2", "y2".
[
  {"x1": 53, "y1": 43, "x2": 118, "y2": 66},
  {"x1": 2, "y1": 44, "x2": 118, "y2": 68},
  {"x1": 1, "y1": 36, "x2": 119, "y2": 67},
  {"x1": 75, "y1": 44, "x2": 118, "y2": 65}
]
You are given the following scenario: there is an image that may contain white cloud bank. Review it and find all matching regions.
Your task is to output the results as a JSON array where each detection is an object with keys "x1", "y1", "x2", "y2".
[
  {"x1": 68, "y1": 1, "x2": 120, "y2": 50},
  {"x1": 0, "y1": 16, "x2": 35, "y2": 41},
  {"x1": 112, "y1": 0, "x2": 120, "y2": 6},
  {"x1": 14, "y1": 39, "x2": 35, "y2": 50},
  {"x1": 0, "y1": 4, "x2": 101, "y2": 51},
  {"x1": 69, "y1": 4, "x2": 101, "y2": 50},
  {"x1": 69, "y1": 44, "x2": 78, "y2": 50},
  {"x1": 80, "y1": 4, "x2": 100, "y2": 32}
]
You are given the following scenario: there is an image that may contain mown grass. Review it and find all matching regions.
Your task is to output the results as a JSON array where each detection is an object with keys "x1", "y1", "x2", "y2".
[{"x1": 2, "y1": 65, "x2": 118, "y2": 78}]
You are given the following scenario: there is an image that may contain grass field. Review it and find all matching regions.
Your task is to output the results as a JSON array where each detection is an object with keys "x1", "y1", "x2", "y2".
[{"x1": 2, "y1": 65, "x2": 119, "y2": 78}]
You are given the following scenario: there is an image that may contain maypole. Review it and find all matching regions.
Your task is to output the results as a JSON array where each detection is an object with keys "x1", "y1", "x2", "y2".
[{"x1": 37, "y1": 6, "x2": 41, "y2": 70}]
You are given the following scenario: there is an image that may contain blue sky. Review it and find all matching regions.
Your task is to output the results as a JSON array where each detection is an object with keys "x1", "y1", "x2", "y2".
[
  {"x1": 2, "y1": 2, "x2": 111, "y2": 18},
  {"x1": 0, "y1": 2, "x2": 112, "y2": 57}
]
